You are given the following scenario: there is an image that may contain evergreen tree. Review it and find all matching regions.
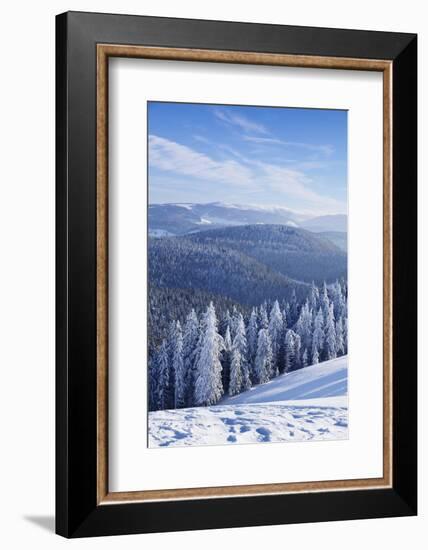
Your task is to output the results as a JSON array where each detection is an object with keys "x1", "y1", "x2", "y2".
[
  {"x1": 254, "y1": 329, "x2": 273, "y2": 384},
  {"x1": 219, "y1": 309, "x2": 232, "y2": 336},
  {"x1": 222, "y1": 325, "x2": 232, "y2": 394},
  {"x1": 289, "y1": 289, "x2": 299, "y2": 325},
  {"x1": 331, "y1": 280, "x2": 346, "y2": 319},
  {"x1": 148, "y1": 356, "x2": 158, "y2": 411},
  {"x1": 293, "y1": 333, "x2": 302, "y2": 370},
  {"x1": 344, "y1": 317, "x2": 348, "y2": 354},
  {"x1": 325, "y1": 303, "x2": 337, "y2": 360},
  {"x1": 258, "y1": 303, "x2": 269, "y2": 330},
  {"x1": 312, "y1": 307, "x2": 325, "y2": 364},
  {"x1": 309, "y1": 281, "x2": 320, "y2": 311},
  {"x1": 268, "y1": 300, "x2": 283, "y2": 377},
  {"x1": 302, "y1": 347, "x2": 308, "y2": 368},
  {"x1": 320, "y1": 281, "x2": 330, "y2": 321},
  {"x1": 230, "y1": 305, "x2": 240, "y2": 339},
  {"x1": 182, "y1": 309, "x2": 199, "y2": 407},
  {"x1": 282, "y1": 306, "x2": 288, "y2": 330},
  {"x1": 284, "y1": 329, "x2": 297, "y2": 373},
  {"x1": 312, "y1": 348, "x2": 319, "y2": 365},
  {"x1": 172, "y1": 321, "x2": 186, "y2": 409},
  {"x1": 194, "y1": 303, "x2": 225, "y2": 406},
  {"x1": 165, "y1": 321, "x2": 177, "y2": 408},
  {"x1": 155, "y1": 339, "x2": 170, "y2": 410},
  {"x1": 230, "y1": 313, "x2": 251, "y2": 393},
  {"x1": 246, "y1": 307, "x2": 259, "y2": 375},
  {"x1": 335, "y1": 316, "x2": 345, "y2": 356},
  {"x1": 295, "y1": 301, "x2": 312, "y2": 357}
]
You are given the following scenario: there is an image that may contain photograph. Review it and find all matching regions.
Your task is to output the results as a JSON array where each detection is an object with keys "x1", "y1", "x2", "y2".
[{"x1": 147, "y1": 101, "x2": 349, "y2": 448}]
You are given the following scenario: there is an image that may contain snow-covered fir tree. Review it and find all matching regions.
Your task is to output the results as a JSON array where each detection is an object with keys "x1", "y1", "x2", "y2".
[
  {"x1": 325, "y1": 303, "x2": 337, "y2": 360},
  {"x1": 335, "y1": 316, "x2": 345, "y2": 356},
  {"x1": 295, "y1": 301, "x2": 312, "y2": 357},
  {"x1": 320, "y1": 281, "x2": 330, "y2": 320},
  {"x1": 293, "y1": 333, "x2": 302, "y2": 370},
  {"x1": 344, "y1": 317, "x2": 348, "y2": 354},
  {"x1": 284, "y1": 329, "x2": 297, "y2": 373},
  {"x1": 302, "y1": 348, "x2": 308, "y2": 368},
  {"x1": 289, "y1": 289, "x2": 299, "y2": 325},
  {"x1": 194, "y1": 303, "x2": 225, "y2": 406},
  {"x1": 165, "y1": 321, "x2": 177, "y2": 409},
  {"x1": 154, "y1": 339, "x2": 170, "y2": 410},
  {"x1": 268, "y1": 300, "x2": 283, "y2": 377},
  {"x1": 309, "y1": 281, "x2": 320, "y2": 311},
  {"x1": 219, "y1": 309, "x2": 232, "y2": 336},
  {"x1": 254, "y1": 328, "x2": 273, "y2": 384},
  {"x1": 182, "y1": 309, "x2": 200, "y2": 407},
  {"x1": 172, "y1": 321, "x2": 186, "y2": 409},
  {"x1": 312, "y1": 307, "x2": 325, "y2": 365},
  {"x1": 222, "y1": 325, "x2": 232, "y2": 394},
  {"x1": 258, "y1": 303, "x2": 269, "y2": 330},
  {"x1": 246, "y1": 307, "x2": 259, "y2": 375},
  {"x1": 229, "y1": 313, "x2": 251, "y2": 395}
]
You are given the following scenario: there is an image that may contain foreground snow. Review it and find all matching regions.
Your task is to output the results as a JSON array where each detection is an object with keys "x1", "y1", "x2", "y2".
[{"x1": 149, "y1": 356, "x2": 348, "y2": 448}]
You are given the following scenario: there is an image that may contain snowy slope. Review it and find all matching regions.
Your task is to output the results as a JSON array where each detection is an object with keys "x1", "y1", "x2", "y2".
[
  {"x1": 221, "y1": 355, "x2": 347, "y2": 405},
  {"x1": 148, "y1": 357, "x2": 348, "y2": 448}
]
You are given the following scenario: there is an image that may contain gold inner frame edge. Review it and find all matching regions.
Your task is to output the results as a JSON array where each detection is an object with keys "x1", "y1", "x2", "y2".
[{"x1": 96, "y1": 44, "x2": 393, "y2": 505}]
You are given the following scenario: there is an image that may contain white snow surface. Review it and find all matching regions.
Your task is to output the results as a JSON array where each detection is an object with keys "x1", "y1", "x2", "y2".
[
  {"x1": 221, "y1": 356, "x2": 347, "y2": 405},
  {"x1": 148, "y1": 356, "x2": 348, "y2": 448}
]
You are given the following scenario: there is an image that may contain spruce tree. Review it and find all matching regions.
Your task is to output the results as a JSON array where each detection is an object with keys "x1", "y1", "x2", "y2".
[
  {"x1": 325, "y1": 303, "x2": 337, "y2": 360},
  {"x1": 293, "y1": 333, "x2": 302, "y2": 370},
  {"x1": 284, "y1": 329, "x2": 296, "y2": 373},
  {"x1": 302, "y1": 348, "x2": 308, "y2": 368},
  {"x1": 335, "y1": 316, "x2": 345, "y2": 356},
  {"x1": 182, "y1": 309, "x2": 199, "y2": 407},
  {"x1": 156, "y1": 339, "x2": 170, "y2": 410},
  {"x1": 289, "y1": 289, "x2": 299, "y2": 325},
  {"x1": 309, "y1": 281, "x2": 319, "y2": 311},
  {"x1": 222, "y1": 325, "x2": 232, "y2": 394},
  {"x1": 295, "y1": 301, "x2": 312, "y2": 357},
  {"x1": 165, "y1": 321, "x2": 177, "y2": 409},
  {"x1": 258, "y1": 303, "x2": 269, "y2": 330},
  {"x1": 268, "y1": 300, "x2": 283, "y2": 377},
  {"x1": 194, "y1": 303, "x2": 225, "y2": 406},
  {"x1": 254, "y1": 328, "x2": 273, "y2": 384},
  {"x1": 320, "y1": 281, "x2": 330, "y2": 321},
  {"x1": 312, "y1": 307, "x2": 325, "y2": 364},
  {"x1": 172, "y1": 321, "x2": 186, "y2": 409},
  {"x1": 230, "y1": 313, "x2": 251, "y2": 393},
  {"x1": 246, "y1": 307, "x2": 259, "y2": 377}
]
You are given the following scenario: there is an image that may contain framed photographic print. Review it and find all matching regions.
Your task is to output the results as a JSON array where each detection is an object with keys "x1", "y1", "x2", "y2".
[{"x1": 56, "y1": 11, "x2": 417, "y2": 538}]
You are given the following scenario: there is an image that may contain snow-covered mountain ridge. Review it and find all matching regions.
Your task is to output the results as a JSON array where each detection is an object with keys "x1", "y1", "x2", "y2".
[{"x1": 148, "y1": 202, "x2": 347, "y2": 236}]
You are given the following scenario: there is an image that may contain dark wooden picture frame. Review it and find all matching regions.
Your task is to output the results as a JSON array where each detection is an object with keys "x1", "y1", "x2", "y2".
[{"x1": 56, "y1": 11, "x2": 417, "y2": 538}]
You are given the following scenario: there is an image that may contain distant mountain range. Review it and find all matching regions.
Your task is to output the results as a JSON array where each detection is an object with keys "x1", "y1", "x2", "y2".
[{"x1": 148, "y1": 202, "x2": 347, "y2": 237}]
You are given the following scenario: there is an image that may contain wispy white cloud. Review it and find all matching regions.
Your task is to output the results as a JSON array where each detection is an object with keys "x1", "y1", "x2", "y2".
[
  {"x1": 214, "y1": 109, "x2": 268, "y2": 134},
  {"x1": 193, "y1": 134, "x2": 211, "y2": 144},
  {"x1": 149, "y1": 135, "x2": 253, "y2": 186},
  {"x1": 243, "y1": 135, "x2": 334, "y2": 156},
  {"x1": 149, "y1": 134, "x2": 345, "y2": 215},
  {"x1": 254, "y1": 161, "x2": 344, "y2": 212}
]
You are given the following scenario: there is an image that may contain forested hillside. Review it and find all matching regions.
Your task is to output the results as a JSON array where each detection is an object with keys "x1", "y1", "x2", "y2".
[
  {"x1": 186, "y1": 224, "x2": 347, "y2": 283},
  {"x1": 149, "y1": 233, "x2": 308, "y2": 307}
]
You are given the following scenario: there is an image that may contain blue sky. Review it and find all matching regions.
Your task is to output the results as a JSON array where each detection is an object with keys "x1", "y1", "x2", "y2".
[{"x1": 148, "y1": 102, "x2": 347, "y2": 216}]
